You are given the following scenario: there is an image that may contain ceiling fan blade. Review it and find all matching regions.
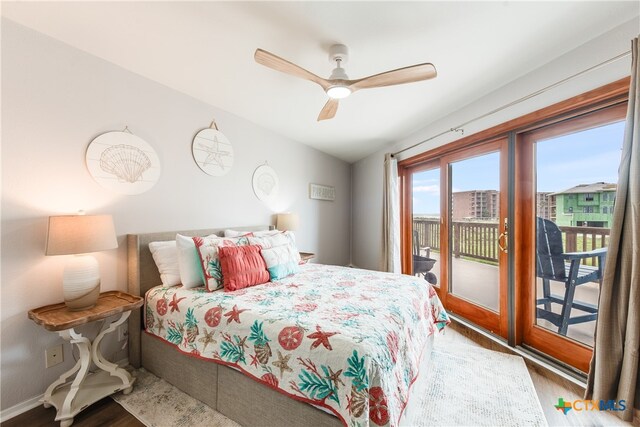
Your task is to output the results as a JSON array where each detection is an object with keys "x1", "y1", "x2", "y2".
[
  {"x1": 255, "y1": 49, "x2": 331, "y2": 91},
  {"x1": 317, "y1": 98, "x2": 339, "y2": 121},
  {"x1": 349, "y1": 63, "x2": 437, "y2": 91}
]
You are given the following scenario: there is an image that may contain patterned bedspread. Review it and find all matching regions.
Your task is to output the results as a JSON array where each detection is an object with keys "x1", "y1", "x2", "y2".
[{"x1": 144, "y1": 264, "x2": 449, "y2": 427}]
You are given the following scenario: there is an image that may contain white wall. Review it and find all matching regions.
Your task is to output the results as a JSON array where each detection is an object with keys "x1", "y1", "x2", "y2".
[
  {"x1": 351, "y1": 18, "x2": 638, "y2": 271},
  {"x1": 0, "y1": 19, "x2": 350, "y2": 412}
]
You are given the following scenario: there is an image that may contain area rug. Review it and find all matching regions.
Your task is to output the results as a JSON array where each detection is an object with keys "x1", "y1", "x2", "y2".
[
  {"x1": 114, "y1": 339, "x2": 547, "y2": 426},
  {"x1": 112, "y1": 368, "x2": 239, "y2": 427},
  {"x1": 402, "y1": 338, "x2": 547, "y2": 426}
]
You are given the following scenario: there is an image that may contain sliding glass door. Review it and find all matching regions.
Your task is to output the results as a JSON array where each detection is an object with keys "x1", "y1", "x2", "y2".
[
  {"x1": 400, "y1": 80, "x2": 628, "y2": 372},
  {"x1": 442, "y1": 140, "x2": 509, "y2": 337},
  {"x1": 518, "y1": 104, "x2": 626, "y2": 371},
  {"x1": 405, "y1": 139, "x2": 509, "y2": 338}
]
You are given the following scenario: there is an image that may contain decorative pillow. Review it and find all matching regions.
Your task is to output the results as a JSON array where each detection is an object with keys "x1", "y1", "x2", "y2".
[
  {"x1": 248, "y1": 231, "x2": 297, "y2": 249},
  {"x1": 176, "y1": 233, "x2": 215, "y2": 289},
  {"x1": 148, "y1": 240, "x2": 180, "y2": 286},
  {"x1": 218, "y1": 245, "x2": 269, "y2": 291},
  {"x1": 224, "y1": 229, "x2": 279, "y2": 238},
  {"x1": 261, "y1": 243, "x2": 300, "y2": 280},
  {"x1": 193, "y1": 235, "x2": 251, "y2": 291}
]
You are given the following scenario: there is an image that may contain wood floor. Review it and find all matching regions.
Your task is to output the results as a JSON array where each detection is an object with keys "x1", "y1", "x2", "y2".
[
  {"x1": 2, "y1": 321, "x2": 632, "y2": 427},
  {"x1": 1, "y1": 396, "x2": 142, "y2": 427}
]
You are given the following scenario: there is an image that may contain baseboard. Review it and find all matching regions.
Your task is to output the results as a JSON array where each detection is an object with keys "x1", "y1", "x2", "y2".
[
  {"x1": 0, "y1": 394, "x2": 43, "y2": 423},
  {"x1": 0, "y1": 357, "x2": 130, "y2": 422}
]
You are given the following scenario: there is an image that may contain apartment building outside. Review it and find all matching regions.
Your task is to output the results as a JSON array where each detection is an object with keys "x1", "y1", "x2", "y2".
[
  {"x1": 451, "y1": 190, "x2": 499, "y2": 220},
  {"x1": 552, "y1": 182, "x2": 616, "y2": 227},
  {"x1": 536, "y1": 192, "x2": 554, "y2": 221}
]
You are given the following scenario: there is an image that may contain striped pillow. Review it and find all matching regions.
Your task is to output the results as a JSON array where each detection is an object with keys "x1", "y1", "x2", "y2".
[{"x1": 218, "y1": 245, "x2": 270, "y2": 291}]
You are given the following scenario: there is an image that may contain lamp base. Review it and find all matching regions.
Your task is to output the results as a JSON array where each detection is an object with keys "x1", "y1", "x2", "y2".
[{"x1": 63, "y1": 255, "x2": 101, "y2": 311}]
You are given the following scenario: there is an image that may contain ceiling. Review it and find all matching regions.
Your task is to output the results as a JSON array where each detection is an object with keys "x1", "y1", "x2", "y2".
[{"x1": 2, "y1": 2, "x2": 638, "y2": 163}]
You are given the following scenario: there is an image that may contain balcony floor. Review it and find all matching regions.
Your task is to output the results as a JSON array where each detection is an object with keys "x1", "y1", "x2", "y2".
[{"x1": 422, "y1": 251, "x2": 597, "y2": 347}]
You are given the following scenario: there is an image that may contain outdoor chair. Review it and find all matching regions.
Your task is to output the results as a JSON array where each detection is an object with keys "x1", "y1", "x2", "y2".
[
  {"x1": 412, "y1": 230, "x2": 437, "y2": 285},
  {"x1": 536, "y1": 217, "x2": 607, "y2": 336}
]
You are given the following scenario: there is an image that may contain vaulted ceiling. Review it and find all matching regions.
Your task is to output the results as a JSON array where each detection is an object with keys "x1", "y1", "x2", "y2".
[{"x1": 3, "y1": 2, "x2": 638, "y2": 162}]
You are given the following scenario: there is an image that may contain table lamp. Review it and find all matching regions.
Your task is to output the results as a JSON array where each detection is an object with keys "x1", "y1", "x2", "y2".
[
  {"x1": 276, "y1": 213, "x2": 299, "y2": 231},
  {"x1": 45, "y1": 214, "x2": 118, "y2": 311}
]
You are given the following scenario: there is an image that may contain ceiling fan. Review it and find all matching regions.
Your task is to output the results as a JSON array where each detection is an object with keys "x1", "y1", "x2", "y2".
[{"x1": 254, "y1": 44, "x2": 437, "y2": 121}]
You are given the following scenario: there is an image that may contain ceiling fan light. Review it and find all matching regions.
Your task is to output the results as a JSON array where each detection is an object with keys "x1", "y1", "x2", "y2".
[{"x1": 326, "y1": 86, "x2": 351, "y2": 99}]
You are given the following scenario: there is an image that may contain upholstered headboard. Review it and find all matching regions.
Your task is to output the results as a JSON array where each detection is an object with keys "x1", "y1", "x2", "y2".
[{"x1": 126, "y1": 225, "x2": 271, "y2": 367}]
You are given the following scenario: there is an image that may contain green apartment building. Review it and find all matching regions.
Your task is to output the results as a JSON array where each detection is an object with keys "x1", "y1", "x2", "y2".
[{"x1": 552, "y1": 182, "x2": 616, "y2": 228}]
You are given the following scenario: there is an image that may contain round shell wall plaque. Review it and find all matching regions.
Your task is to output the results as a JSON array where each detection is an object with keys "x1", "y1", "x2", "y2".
[
  {"x1": 192, "y1": 128, "x2": 234, "y2": 176},
  {"x1": 252, "y1": 164, "x2": 279, "y2": 203},
  {"x1": 86, "y1": 131, "x2": 161, "y2": 195}
]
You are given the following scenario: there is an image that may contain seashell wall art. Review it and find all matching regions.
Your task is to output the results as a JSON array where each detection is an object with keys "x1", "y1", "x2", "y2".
[
  {"x1": 86, "y1": 130, "x2": 161, "y2": 195},
  {"x1": 252, "y1": 163, "x2": 279, "y2": 203}
]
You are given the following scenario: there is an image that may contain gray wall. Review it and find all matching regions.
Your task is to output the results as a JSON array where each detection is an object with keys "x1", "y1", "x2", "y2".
[
  {"x1": 1, "y1": 19, "x2": 350, "y2": 412},
  {"x1": 351, "y1": 18, "x2": 637, "y2": 271}
]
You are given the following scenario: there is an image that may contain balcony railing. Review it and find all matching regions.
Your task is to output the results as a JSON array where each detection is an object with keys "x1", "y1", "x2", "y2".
[{"x1": 413, "y1": 218, "x2": 610, "y2": 266}]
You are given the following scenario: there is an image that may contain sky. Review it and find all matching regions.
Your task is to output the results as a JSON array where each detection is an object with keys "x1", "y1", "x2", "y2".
[{"x1": 412, "y1": 120, "x2": 625, "y2": 215}]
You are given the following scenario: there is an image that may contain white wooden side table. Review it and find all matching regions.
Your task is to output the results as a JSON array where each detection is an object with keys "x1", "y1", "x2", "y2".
[{"x1": 28, "y1": 291, "x2": 143, "y2": 427}]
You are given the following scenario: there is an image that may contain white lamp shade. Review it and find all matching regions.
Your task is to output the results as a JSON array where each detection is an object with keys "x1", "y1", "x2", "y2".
[
  {"x1": 276, "y1": 213, "x2": 299, "y2": 231},
  {"x1": 46, "y1": 215, "x2": 118, "y2": 256},
  {"x1": 45, "y1": 214, "x2": 117, "y2": 310}
]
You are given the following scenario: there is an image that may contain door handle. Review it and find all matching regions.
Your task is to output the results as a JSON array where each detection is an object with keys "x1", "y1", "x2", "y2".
[{"x1": 498, "y1": 218, "x2": 508, "y2": 254}]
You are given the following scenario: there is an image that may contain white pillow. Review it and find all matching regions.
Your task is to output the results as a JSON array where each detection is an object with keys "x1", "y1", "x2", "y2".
[
  {"x1": 224, "y1": 229, "x2": 280, "y2": 238},
  {"x1": 148, "y1": 241, "x2": 180, "y2": 286},
  {"x1": 248, "y1": 231, "x2": 297, "y2": 249},
  {"x1": 176, "y1": 233, "x2": 214, "y2": 288},
  {"x1": 261, "y1": 244, "x2": 301, "y2": 280}
]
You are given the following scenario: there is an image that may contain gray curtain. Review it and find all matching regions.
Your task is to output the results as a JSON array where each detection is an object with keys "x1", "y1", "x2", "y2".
[
  {"x1": 585, "y1": 37, "x2": 640, "y2": 422},
  {"x1": 382, "y1": 153, "x2": 401, "y2": 273}
]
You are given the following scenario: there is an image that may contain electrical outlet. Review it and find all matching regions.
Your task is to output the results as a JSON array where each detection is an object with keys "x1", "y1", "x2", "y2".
[
  {"x1": 45, "y1": 344, "x2": 63, "y2": 368},
  {"x1": 117, "y1": 324, "x2": 128, "y2": 342}
]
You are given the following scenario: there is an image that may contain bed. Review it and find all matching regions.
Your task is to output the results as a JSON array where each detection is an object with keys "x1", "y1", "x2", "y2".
[{"x1": 127, "y1": 227, "x2": 449, "y2": 426}]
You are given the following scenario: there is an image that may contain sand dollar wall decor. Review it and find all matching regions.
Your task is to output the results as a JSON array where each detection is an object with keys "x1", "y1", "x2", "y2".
[
  {"x1": 252, "y1": 163, "x2": 279, "y2": 203},
  {"x1": 86, "y1": 130, "x2": 161, "y2": 195},
  {"x1": 192, "y1": 125, "x2": 234, "y2": 176}
]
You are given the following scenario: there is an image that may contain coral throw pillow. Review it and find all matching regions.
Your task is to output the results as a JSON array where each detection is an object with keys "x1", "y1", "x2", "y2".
[
  {"x1": 218, "y1": 245, "x2": 269, "y2": 291},
  {"x1": 193, "y1": 235, "x2": 250, "y2": 291}
]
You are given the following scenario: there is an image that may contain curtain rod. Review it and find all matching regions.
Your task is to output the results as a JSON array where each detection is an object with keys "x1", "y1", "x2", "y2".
[{"x1": 392, "y1": 49, "x2": 632, "y2": 157}]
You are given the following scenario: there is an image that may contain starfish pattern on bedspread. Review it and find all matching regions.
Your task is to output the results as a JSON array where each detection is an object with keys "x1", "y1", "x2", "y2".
[
  {"x1": 307, "y1": 325, "x2": 339, "y2": 350},
  {"x1": 169, "y1": 294, "x2": 186, "y2": 313},
  {"x1": 224, "y1": 304, "x2": 248, "y2": 324}
]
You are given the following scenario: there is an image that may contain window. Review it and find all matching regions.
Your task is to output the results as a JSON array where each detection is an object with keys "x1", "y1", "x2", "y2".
[
  {"x1": 603, "y1": 206, "x2": 608, "y2": 214},
  {"x1": 585, "y1": 193, "x2": 594, "y2": 202},
  {"x1": 568, "y1": 206, "x2": 573, "y2": 213},
  {"x1": 583, "y1": 206, "x2": 594, "y2": 213},
  {"x1": 602, "y1": 193, "x2": 608, "y2": 201}
]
